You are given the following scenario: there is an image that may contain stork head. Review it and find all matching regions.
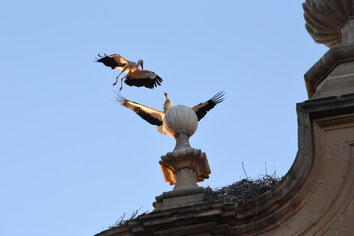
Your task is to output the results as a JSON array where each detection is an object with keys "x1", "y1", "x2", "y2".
[
  {"x1": 163, "y1": 92, "x2": 168, "y2": 99},
  {"x1": 137, "y1": 59, "x2": 144, "y2": 70}
]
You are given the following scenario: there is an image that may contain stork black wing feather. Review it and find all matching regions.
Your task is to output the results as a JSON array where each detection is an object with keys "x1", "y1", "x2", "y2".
[
  {"x1": 130, "y1": 106, "x2": 163, "y2": 126},
  {"x1": 192, "y1": 91, "x2": 225, "y2": 121},
  {"x1": 125, "y1": 75, "x2": 163, "y2": 89},
  {"x1": 115, "y1": 93, "x2": 163, "y2": 126},
  {"x1": 96, "y1": 56, "x2": 119, "y2": 69},
  {"x1": 96, "y1": 55, "x2": 126, "y2": 69}
]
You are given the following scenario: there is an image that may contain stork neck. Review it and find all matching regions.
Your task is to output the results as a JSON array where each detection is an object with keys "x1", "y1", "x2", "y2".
[
  {"x1": 137, "y1": 60, "x2": 143, "y2": 69},
  {"x1": 163, "y1": 99, "x2": 172, "y2": 113}
]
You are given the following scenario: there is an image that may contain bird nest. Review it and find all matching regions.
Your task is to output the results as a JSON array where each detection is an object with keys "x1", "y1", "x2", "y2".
[
  {"x1": 108, "y1": 175, "x2": 281, "y2": 229},
  {"x1": 204, "y1": 174, "x2": 282, "y2": 205}
]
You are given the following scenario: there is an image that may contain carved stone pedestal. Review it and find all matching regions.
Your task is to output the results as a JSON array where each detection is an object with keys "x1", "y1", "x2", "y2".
[{"x1": 153, "y1": 147, "x2": 211, "y2": 211}]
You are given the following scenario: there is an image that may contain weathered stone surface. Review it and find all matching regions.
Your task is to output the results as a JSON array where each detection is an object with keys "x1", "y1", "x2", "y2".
[
  {"x1": 163, "y1": 105, "x2": 198, "y2": 139},
  {"x1": 303, "y1": 0, "x2": 354, "y2": 100},
  {"x1": 342, "y1": 19, "x2": 354, "y2": 44},
  {"x1": 312, "y1": 61, "x2": 354, "y2": 99},
  {"x1": 154, "y1": 191, "x2": 205, "y2": 211},
  {"x1": 159, "y1": 148, "x2": 210, "y2": 187},
  {"x1": 304, "y1": 44, "x2": 354, "y2": 99},
  {"x1": 303, "y1": 0, "x2": 354, "y2": 47},
  {"x1": 155, "y1": 147, "x2": 211, "y2": 211}
]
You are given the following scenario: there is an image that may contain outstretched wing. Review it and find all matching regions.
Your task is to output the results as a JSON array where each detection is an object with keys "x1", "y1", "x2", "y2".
[
  {"x1": 116, "y1": 93, "x2": 163, "y2": 126},
  {"x1": 96, "y1": 53, "x2": 128, "y2": 70},
  {"x1": 125, "y1": 68, "x2": 163, "y2": 89},
  {"x1": 192, "y1": 91, "x2": 225, "y2": 121}
]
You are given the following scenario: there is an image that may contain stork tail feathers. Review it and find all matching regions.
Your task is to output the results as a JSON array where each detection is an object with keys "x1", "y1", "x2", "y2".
[
  {"x1": 156, "y1": 125, "x2": 175, "y2": 139},
  {"x1": 156, "y1": 125, "x2": 164, "y2": 134}
]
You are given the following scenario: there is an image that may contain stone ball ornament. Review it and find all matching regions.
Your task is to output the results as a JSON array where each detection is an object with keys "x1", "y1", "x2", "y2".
[
  {"x1": 163, "y1": 105, "x2": 198, "y2": 138},
  {"x1": 303, "y1": 0, "x2": 354, "y2": 47}
]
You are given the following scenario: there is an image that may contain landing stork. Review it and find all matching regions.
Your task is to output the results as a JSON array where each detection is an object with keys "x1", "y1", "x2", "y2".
[
  {"x1": 96, "y1": 53, "x2": 163, "y2": 91},
  {"x1": 115, "y1": 92, "x2": 225, "y2": 138}
]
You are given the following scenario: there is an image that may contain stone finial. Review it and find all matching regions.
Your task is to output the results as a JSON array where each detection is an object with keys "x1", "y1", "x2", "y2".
[
  {"x1": 155, "y1": 105, "x2": 211, "y2": 210},
  {"x1": 303, "y1": 0, "x2": 354, "y2": 47},
  {"x1": 163, "y1": 105, "x2": 198, "y2": 151}
]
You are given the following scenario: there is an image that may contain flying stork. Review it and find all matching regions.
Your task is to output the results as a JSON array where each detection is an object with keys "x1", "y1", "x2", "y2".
[
  {"x1": 115, "y1": 92, "x2": 225, "y2": 138},
  {"x1": 96, "y1": 53, "x2": 163, "y2": 91}
]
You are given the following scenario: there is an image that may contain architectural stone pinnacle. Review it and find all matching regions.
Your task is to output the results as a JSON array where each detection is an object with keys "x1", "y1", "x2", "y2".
[
  {"x1": 155, "y1": 105, "x2": 211, "y2": 210},
  {"x1": 303, "y1": 0, "x2": 354, "y2": 99}
]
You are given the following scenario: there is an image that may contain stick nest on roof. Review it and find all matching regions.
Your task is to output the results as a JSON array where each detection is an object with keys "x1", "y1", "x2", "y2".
[{"x1": 204, "y1": 174, "x2": 281, "y2": 205}]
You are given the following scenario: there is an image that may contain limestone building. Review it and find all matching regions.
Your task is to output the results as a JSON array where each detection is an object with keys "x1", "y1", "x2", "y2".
[{"x1": 96, "y1": 1, "x2": 354, "y2": 235}]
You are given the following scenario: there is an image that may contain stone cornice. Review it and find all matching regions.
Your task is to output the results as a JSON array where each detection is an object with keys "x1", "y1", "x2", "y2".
[{"x1": 304, "y1": 43, "x2": 354, "y2": 98}]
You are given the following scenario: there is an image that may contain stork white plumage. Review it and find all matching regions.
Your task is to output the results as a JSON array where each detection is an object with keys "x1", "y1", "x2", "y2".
[
  {"x1": 115, "y1": 92, "x2": 225, "y2": 139},
  {"x1": 96, "y1": 53, "x2": 163, "y2": 91}
]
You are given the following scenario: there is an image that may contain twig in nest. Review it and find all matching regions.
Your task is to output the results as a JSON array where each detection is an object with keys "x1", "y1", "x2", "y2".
[
  {"x1": 242, "y1": 161, "x2": 248, "y2": 179},
  {"x1": 109, "y1": 206, "x2": 148, "y2": 228}
]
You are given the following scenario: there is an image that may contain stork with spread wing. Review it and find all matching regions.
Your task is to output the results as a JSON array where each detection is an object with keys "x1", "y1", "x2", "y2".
[
  {"x1": 96, "y1": 53, "x2": 163, "y2": 91},
  {"x1": 115, "y1": 92, "x2": 225, "y2": 138}
]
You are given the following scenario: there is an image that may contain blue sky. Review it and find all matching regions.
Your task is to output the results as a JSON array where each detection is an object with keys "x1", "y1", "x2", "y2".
[{"x1": 0, "y1": 1, "x2": 327, "y2": 235}]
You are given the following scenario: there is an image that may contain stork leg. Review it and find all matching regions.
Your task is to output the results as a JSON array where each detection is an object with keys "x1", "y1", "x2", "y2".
[
  {"x1": 112, "y1": 78, "x2": 118, "y2": 86},
  {"x1": 119, "y1": 75, "x2": 128, "y2": 91},
  {"x1": 112, "y1": 71, "x2": 124, "y2": 86}
]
